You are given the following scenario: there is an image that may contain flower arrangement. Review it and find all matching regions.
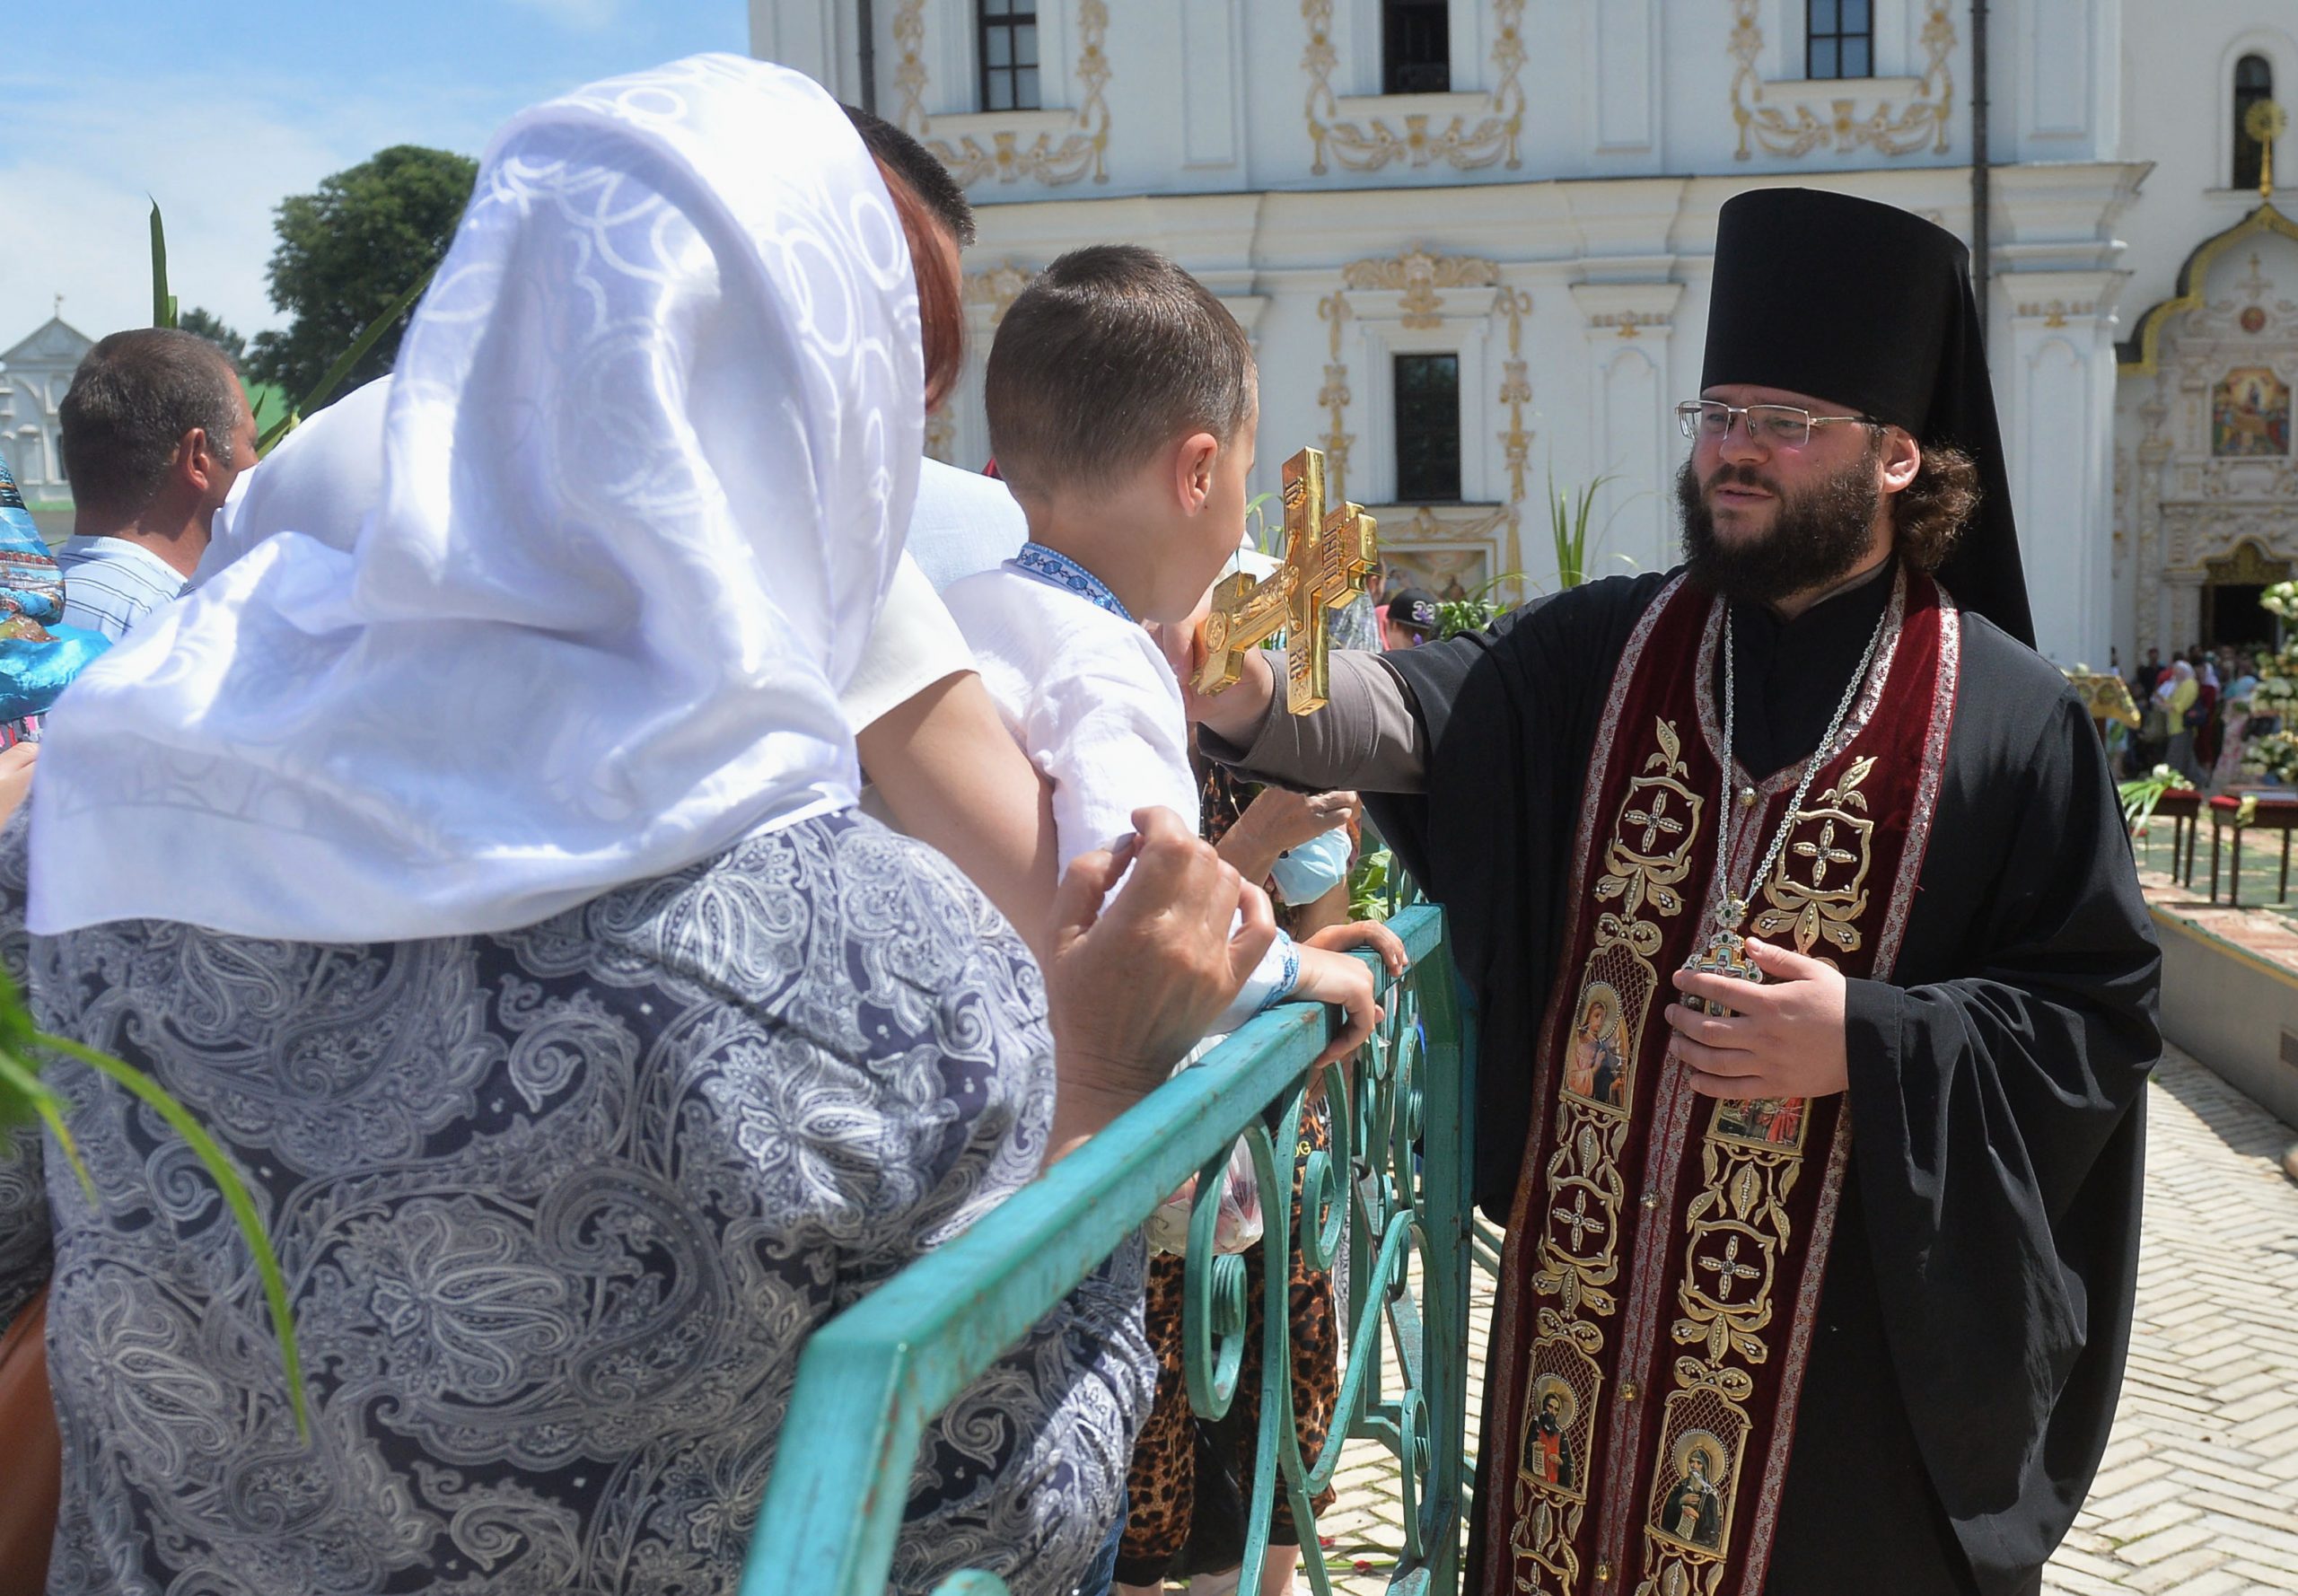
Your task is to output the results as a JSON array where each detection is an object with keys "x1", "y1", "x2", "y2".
[{"x1": 2118, "y1": 763, "x2": 2195, "y2": 832}]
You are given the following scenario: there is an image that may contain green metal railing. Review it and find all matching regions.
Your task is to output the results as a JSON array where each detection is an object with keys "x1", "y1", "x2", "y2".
[{"x1": 741, "y1": 903, "x2": 1474, "y2": 1596}]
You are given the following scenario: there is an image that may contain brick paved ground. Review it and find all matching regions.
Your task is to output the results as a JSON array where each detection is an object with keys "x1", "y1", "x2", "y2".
[{"x1": 1279, "y1": 1046, "x2": 2298, "y2": 1595}]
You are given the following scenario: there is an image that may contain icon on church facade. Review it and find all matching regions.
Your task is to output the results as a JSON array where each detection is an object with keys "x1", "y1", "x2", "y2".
[{"x1": 2212, "y1": 366, "x2": 2291, "y2": 458}]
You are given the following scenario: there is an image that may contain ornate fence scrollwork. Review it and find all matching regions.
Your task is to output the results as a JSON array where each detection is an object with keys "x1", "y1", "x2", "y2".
[{"x1": 743, "y1": 904, "x2": 1475, "y2": 1596}]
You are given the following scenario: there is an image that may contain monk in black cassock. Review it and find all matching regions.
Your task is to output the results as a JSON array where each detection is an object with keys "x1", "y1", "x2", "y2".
[{"x1": 1191, "y1": 189, "x2": 2159, "y2": 1596}]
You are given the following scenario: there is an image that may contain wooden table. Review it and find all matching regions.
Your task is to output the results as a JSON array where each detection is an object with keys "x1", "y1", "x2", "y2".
[
  {"x1": 2151, "y1": 787, "x2": 2202, "y2": 887},
  {"x1": 2206, "y1": 793, "x2": 2298, "y2": 906}
]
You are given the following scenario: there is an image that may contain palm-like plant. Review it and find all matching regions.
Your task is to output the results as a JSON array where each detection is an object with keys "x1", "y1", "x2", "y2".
[{"x1": 0, "y1": 969, "x2": 306, "y2": 1434}]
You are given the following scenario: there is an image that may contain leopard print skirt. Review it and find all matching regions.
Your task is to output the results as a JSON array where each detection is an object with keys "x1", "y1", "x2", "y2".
[{"x1": 1115, "y1": 1091, "x2": 1342, "y2": 1584}]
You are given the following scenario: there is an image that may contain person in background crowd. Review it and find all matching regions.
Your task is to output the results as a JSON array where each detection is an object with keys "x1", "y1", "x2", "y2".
[
  {"x1": 2193, "y1": 656, "x2": 2223, "y2": 772},
  {"x1": 2133, "y1": 645, "x2": 2164, "y2": 698},
  {"x1": 55, "y1": 328, "x2": 259, "y2": 639},
  {"x1": 2160, "y1": 658, "x2": 2201, "y2": 779},
  {"x1": 2214, "y1": 653, "x2": 2261, "y2": 790},
  {"x1": 1381, "y1": 585, "x2": 1441, "y2": 650}
]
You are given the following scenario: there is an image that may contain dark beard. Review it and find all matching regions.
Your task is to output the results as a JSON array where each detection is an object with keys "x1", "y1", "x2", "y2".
[{"x1": 1676, "y1": 454, "x2": 1881, "y2": 606}]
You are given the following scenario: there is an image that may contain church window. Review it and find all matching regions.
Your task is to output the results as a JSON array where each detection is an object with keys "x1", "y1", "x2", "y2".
[
  {"x1": 1395, "y1": 354, "x2": 1461, "y2": 504},
  {"x1": 977, "y1": 0, "x2": 1040, "y2": 113},
  {"x1": 2234, "y1": 54, "x2": 2273, "y2": 192},
  {"x1": 1805, "y1": 0, "x2": 1873, "y2": 81},
  {"x1": 1383, "y1": 0, "x2": 1451, "y2": 95}
]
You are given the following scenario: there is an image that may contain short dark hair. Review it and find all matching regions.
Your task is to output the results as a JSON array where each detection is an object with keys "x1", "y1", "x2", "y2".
[
  {"x1": 985, "y1": 245, "x2": 1255, "y2": 499},
  {"x1": 1891, "y1": 441, "x2": 1982, "y2": 575},
  {"x1": 59, "y1": 329, "x2": 242, "y2": 517},
  {"x1": 844, "y1": 105, "x2": 974, "y2": 248}
]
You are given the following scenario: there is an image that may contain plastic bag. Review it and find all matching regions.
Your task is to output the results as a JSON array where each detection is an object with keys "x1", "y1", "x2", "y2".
[
  {"x1": 1145, "y1": 1136, "x2": 1264, "y2": 1257},
  {"x1": 0, "y1": 449, "x2": 108, "y2": 727}
]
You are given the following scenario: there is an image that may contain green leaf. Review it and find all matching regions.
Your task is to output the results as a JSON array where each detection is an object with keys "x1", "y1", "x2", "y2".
[
  {"x1": 149, "y1": 201, "x2": 177, "y2": 329},
  {"x1": 0, "y1": 1048, "x2": 93, "y2": 1203},
  {"x1": 258, "y1": 263, "x2": 434, "y2": 454},
  {"x1": 37, "y1": 1031, "x2": 310, "y2": 1439}
]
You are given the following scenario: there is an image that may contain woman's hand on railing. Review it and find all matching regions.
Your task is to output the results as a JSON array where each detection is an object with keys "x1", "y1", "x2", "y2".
[{"x1": 1042, "y1": 806, "x2": 1277, "y2": 1162}]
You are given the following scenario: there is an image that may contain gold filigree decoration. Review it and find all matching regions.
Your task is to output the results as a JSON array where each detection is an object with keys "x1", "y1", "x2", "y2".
[
  {"x1": 1383, "y1": 504, "x2": 1513, "y2": 544},
  {"x1": 1589, "y1": 311, "x2": 1671, "y2": 339},
  {"x1": 891, "y1": 0, "x2": 928, "y2": 135},
  {"x1": 1634, "y1": 986, "x2": 1825, "y2": 1591},
  {"x1": 964, "y1": 260, "x2": 1037, "y2": 325},
  {"x1": 1750, "y1": 756, "x2": 1876, "y2": 959},
  {"x1": 1302, "y1": 0, "x2": 1525, "y2": 175},
  {"x1": 1323, "y1": 274, "x2": 1528, "y2": 595},
  {"x1": 1729, "y1": 0, "x2": 1956, "y2": 161},
  {"x1": 1317, "y1": 293, "x2": 1355, "y2": 502},
  {"x1": 2118, "y1": 205, "x2": 2298, "y2": 377},
  {"x1": 1592, "y1": 719, "x2": 1703, "y2": 943},
  {"x1": 1340, "y1": 246, "x2": 1500, "y2": 329},
  {"x1": 891, "y1": 0, "x2": 1112, "y2": 187},
  {"x1": 1517, "y1": 716, "x2": 1706, "y2": 1596}
]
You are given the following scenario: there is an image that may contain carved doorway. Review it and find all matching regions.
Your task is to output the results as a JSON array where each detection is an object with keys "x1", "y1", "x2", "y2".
[{"x1": 2203, "y1": 541, "x2": 2292, "y2": 648}]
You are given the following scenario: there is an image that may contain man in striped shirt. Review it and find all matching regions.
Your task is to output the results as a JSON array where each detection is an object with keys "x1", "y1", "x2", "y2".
[{"x1": 56, "y1": 329, "x2": 259, "y2": 640}]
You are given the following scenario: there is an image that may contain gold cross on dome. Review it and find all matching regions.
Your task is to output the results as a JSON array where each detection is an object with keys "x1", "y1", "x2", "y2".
[{"x1": 1192, "y1": 446, "x2": 1380, "y2": 714}]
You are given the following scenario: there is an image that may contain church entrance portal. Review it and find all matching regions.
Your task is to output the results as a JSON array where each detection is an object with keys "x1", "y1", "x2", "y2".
[{"x1": 2203, "y1": 543, "x2": 2291, "y2": 650}]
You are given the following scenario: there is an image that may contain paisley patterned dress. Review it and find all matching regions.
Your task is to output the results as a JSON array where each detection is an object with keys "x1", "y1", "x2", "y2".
[{"x1": 0, "y1": 809, "x2": 1150, "y2": 1595}]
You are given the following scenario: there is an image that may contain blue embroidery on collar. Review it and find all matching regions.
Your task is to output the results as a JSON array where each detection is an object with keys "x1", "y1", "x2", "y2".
[{"x1": 1010, "y1": 541, "x2": 1133, "y2": 622}]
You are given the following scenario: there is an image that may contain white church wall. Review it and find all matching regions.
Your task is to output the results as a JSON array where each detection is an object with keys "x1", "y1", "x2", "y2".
[
  {"x1": 749, "y1": 0, "x2": 2178, "y2": 649},
  {"x1": 2113, "y1": 8, "x2": 2296, "y2": 327}
]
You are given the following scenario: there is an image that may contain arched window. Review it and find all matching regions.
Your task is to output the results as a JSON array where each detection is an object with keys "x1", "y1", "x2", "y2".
[{"x1": 2233, "y1": 54, "x2": 2273, "y2": 192}]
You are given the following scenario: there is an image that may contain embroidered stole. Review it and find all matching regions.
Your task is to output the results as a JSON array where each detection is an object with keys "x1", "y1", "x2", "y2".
[{"x1": 1482, "y1": 568, "x2": 1960, "y2": 1596}]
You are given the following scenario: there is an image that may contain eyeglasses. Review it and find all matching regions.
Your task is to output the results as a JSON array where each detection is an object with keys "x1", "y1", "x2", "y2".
[{"x1": 1675, "y1": 400, "x2": 1874, "y2": 448}]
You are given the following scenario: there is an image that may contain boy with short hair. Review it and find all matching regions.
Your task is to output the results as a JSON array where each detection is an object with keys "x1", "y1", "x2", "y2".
[{"x1": 943, "y1": 243, "x2": 1378, "y2": 1057}]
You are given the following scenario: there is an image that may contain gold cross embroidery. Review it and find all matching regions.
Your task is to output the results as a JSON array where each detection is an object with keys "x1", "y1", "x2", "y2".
[
  {"x1": 1192, "y1": 446, "x2": 1379, "y2": 714},
  {"x1": 1697, "y1": 1234, "x2": 1763, "y2": 1302},
  {"x1": 1552, "y1": 1188, "x2": 1603, "y2": 1252},
  {"x1": 1792, "y1": 818, "x2": 1856, "y2": 887},
  {"x1": 1625, "y1": 790, "x2": 1685, "y2": 855}
]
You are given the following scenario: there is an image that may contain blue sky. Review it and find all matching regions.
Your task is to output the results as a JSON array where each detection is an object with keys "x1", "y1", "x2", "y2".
[{"x1": 4, "y1": 1, "x2": 746, "y2": 350}]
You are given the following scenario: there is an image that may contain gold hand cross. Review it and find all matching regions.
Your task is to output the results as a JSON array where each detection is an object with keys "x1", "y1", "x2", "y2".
[{"x1": 1192, "y1": 446, "x2": 1379, "y2": 715}]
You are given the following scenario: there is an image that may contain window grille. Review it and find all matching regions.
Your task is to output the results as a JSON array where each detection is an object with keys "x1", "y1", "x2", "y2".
[
  {"x1": 2234, "y1": 54, "x2": 2273, "y2": 192},
  {"x1": 1394, "y1": 354, "x2": 1462, "y2": 504},
  {"x1": 1383, "y1": 0, "x2": 1451, "y2": 95},
  {"x1": 1806, "y1": 0, "x2": 1873, "y2": 81},
  {"x1": 978, "y1": 0, "x2": 1040, "y2": 113}
]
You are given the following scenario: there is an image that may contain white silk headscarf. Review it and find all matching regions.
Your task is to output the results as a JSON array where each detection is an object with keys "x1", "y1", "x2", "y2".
[{"x1": 29, "y1": 55, "x2": 922, "y2": 940}]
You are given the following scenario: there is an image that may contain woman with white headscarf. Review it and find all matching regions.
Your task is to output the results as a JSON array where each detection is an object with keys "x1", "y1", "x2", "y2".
[
  {"x1": 2159, "y1": 658, "x2": 2201, "y2": 780},
  {"x1": 0, "y1": 56, "x2": 1264, "y2": 1595}
]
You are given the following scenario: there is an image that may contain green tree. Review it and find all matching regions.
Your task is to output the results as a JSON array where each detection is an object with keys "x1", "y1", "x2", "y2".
[
  {"x1": 244, "y1": 145, "x2": 477, "y2": 407},
  {"x1": 177, "y1": 307, "x2": 245, "y2": 363}
]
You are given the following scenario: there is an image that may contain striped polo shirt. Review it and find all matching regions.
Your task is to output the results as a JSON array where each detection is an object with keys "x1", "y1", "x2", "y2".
[{"x1": 55, "y1": 536, "x2": 190, "y2": 641}]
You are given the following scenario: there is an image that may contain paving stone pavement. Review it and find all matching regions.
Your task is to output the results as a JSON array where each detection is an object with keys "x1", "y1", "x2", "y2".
[{"x1": 1272, "y1": 1046, "x2": 2298, "y2": 1595}]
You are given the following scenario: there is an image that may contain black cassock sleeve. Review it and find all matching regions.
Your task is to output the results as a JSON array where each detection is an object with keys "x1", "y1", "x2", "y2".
[
  {"x1": 1377, "y1": 572, "x2": 1671, "y2": 1221},
  {"x1": 1840, "y1": 640, "x2": 2160, "y2": 1588}
]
